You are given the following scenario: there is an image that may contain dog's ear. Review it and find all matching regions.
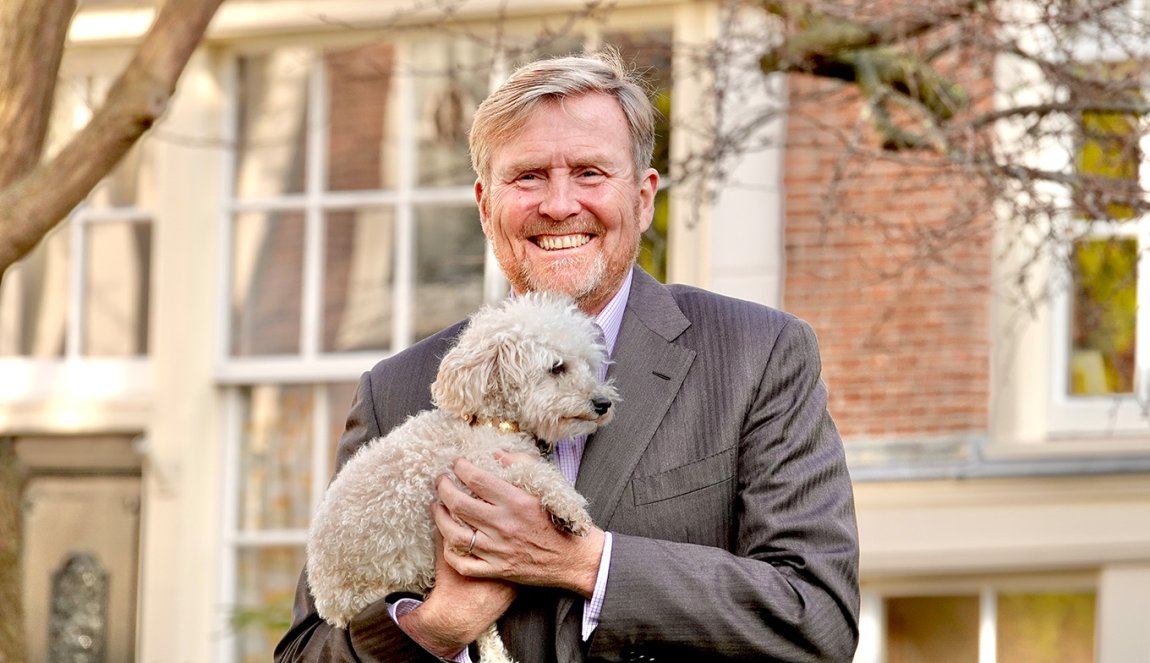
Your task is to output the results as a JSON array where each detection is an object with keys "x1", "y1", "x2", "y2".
[
  {"x1": 431, "y1": 335, "x2": 506, "y2": 418},
  {"x1": 489, "y1": 336, "x2": 532, "y2": 392}
]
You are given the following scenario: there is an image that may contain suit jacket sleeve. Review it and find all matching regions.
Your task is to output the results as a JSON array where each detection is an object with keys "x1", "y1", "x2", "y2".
[
  {"x1": 274, "y1": 370, "x2": 442, "y2": 663},
  {"x1": 590, "y1": 317, "x2": 859, "y2": 662}
]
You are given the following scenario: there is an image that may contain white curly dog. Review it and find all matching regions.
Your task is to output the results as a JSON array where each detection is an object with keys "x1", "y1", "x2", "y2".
[{"x1": 306, "y1": 292, "x2": 618, "y2": 663}]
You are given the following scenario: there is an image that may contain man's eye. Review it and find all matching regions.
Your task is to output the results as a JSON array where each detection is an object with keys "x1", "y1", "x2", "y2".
[{"x1": 550, "y1": 360, "x2": 566, "y2": 375}]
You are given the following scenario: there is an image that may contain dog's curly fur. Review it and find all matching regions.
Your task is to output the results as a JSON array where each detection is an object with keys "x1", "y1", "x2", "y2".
[{"x1": 306, "y1": 293, "x2": 618, "y2": 662}]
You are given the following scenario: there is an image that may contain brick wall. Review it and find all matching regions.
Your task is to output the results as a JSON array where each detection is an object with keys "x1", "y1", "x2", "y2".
[{"x1": 782, "y1": 74, "x2": 993, "y2": 441}]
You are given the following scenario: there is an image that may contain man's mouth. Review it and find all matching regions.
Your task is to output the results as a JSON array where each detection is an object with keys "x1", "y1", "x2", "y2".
[{"x1": 533, "y1": 234, "x2": 592, "y2": 251}]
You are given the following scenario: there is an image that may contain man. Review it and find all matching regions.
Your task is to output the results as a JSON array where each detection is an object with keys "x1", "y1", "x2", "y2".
[{"x1": 276, "y1": 50, "x2": 859, "y2": 663}]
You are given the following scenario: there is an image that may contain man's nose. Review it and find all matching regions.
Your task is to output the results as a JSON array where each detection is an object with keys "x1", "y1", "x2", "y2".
[{"x1": 538, "y1": 177, "x2": 581, "y2": 220}]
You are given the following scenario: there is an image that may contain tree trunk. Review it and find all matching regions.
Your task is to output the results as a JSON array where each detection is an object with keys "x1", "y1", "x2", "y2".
[
  {"x1": 0, "y1": 3, "x2": 76, "y2": 658},
  {"x1": 0, "y1": 0, "x2": 76, "y2": 189},
  {"x1": 0, "y1": 439, "x2": 26, "y2": 663}
]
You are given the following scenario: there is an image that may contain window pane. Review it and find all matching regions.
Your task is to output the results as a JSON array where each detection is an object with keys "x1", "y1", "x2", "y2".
[
  {"x1": 606, "y1": 30, "x2": 672, "y2": 281},
  {"x1": 0, "y1": 271, "x2": 15, "y2": 355},
  {"x1": 413, "y1": 38, "x2": 492, "y2": 187},
  {"x1": 413, "y1": 206, "x2": 485, "y2": 341},
  {"x1": 325, "y1": 43, "x2": 398, "y2": 191},
  {"x1": 640, "y1": 189, "x2": 670, "y2": 283},
  {"x1": 90, "y1": 140, "x2": 157, "y2": 209},
  {"x1": 230, "y1": 211, "x2": 305, "y2": 356},
  {"x1": 1074, "y1": 61, "x2": 1143, "y2": 221},
  {"x1": 83, "y1": 221, "x2": 151, "y2": 357},
  {"x1": 326, "y1": 382, "x2": 359, "y2": 471},
  {"x1": 1070, "y1": 238, "x2": 1136, "y2": 395},
  {"x1": 44, "y1": 77, "x2": 87, "y2": 160},
  {"x1": 322, "y1": 207, "x2": 395, "y2": 353},
  {"x1": 0, "y1": 225, "x2": 69, "y2": 357},
  {"x1": 886, "y1": 595, "x2": 979, "y2": 663},
  {"x1": 237, "y1": 385, "x2": 314, "y2": 531},
  {"x1": 604, "y1": 30, "x2": 673, "y2": 175},
  {"x1": 235, "y1": 50, "x2": 310, "y2": 198},
  {"x1": 232, "y1": 546, "x2": 303, "y2": 663},
  {"x1": 997, "y1": 592, "x2": 1095, "y2": 663}
]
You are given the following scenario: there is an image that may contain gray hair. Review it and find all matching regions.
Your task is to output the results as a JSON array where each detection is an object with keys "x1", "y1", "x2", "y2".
[{"x1": 469, "y1": 49, "x2": 657, "y2": 184}]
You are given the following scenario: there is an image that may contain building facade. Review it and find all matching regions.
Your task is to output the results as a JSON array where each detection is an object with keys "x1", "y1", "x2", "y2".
[{"x1": 2, "y1": 1, "x2": 1149, "y2": 662}]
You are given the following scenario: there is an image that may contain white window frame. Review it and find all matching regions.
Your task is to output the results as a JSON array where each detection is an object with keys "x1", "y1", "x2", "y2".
[
  {"x1": 1048, "y1": 217, "x2": 1150, "y2": 436},
  {"x1": 992, "y1": 0, "x2": 1150, "y2": 443},
  {"x1": 213, "y1": 40, "x2": 480, "y2": 386},
  {"x1": 215, "y1": 381, "x2": 348, "y2": 658},
  {"x1": 0, "y1": 67, "x2": 155, "y2": 412},
  {"x1": 1045, "y1": 20, "x2": 1150, "y2": 437},
  {"x1": 0, "y1": 206, "x2": 153, "y2": 356},
  {"x1": 854, "y1": 577, "x2": 1098, "y2": 663}
]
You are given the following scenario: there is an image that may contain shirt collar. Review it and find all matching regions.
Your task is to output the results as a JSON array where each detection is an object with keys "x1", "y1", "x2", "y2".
[{"x1": 593, "y1": 269, "x2": 632, "y2": 358}]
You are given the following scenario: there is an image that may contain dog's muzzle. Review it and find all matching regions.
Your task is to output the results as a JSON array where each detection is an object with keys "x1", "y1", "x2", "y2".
[{"x1": 592, "y1": 397, "x2": 612, "y2": 416}]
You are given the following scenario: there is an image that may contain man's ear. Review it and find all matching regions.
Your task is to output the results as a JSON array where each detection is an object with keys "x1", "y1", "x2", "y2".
[
  {"x1": 637, "y1": 168, "x2": 658, "y2": 233},
  {"x1": 474, "y1": 179, "x2": 491, "y2": 234}
]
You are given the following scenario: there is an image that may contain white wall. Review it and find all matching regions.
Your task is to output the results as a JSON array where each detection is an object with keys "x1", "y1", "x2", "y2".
[{"x1": 136, "y1": 50, "x2": 228, "y2": 662}]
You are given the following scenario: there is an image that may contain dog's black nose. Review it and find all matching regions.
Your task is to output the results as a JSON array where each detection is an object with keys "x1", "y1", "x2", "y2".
[{"x1": 592, "y1": 397, "x2": 612, "y2": 415}]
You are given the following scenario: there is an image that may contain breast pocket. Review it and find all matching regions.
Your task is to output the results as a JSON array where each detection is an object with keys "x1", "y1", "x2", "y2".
[
  {"x1": 631, "y1": 446, "x2": 736, "y2": 505},
  {"x1": 619, "y1": 447, "x2": 736, "y2": 547}
]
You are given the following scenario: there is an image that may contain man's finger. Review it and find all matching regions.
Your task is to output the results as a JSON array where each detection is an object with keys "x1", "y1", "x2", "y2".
[
  {"x1": 494, "y1": 450, "x2": 538, "y2": 468},
  {"x1": 451, "y1": 457, "x2": 528, "y2": 506},
  {"x1": 436, "y1": 472, "x2": 486, "y2": 512},
  {"x1": 436, "y1": 472, "x2": 511, "y2": 542},
  {"x1": 432, "y1": 499, "x2": 480, "y2": 554}
]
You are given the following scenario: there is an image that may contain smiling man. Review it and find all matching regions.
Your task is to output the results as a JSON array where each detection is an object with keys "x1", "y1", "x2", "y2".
[
  {"x1": 277, "y1": 50, "x2": 860, "y2": 663},
  {"x1": 475, "y1": 91, "x2": 658, "y2": 316}
]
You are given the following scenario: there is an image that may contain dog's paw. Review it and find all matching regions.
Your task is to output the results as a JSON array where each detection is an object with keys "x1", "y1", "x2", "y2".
[{"x1": 549, "y1": 511, "x2": 591, "y2": 536}]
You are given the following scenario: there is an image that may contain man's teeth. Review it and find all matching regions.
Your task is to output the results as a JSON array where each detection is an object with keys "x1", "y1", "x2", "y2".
[{"x1": 536, "y1": 234, "x2": 591, "y2": 250}]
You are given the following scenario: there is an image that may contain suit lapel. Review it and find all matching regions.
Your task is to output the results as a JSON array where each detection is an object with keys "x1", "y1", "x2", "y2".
[{"x1": 576, "y1": 268, "x2": 695, "y2": 527}]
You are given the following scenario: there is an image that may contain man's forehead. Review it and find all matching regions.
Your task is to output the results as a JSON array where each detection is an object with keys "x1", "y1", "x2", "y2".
[{"x1": 489, "y1": 96, "x2": 632, "y2": 172}]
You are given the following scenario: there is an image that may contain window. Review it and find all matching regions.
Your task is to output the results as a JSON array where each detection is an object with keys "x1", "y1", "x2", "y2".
[
  {"x1": 859, "y1": 588, "x2": 1096, "y2": 663},
  {"x1": 1067, "y1": 62, "x2": 1142, "y2": 398},
  {"x1": 217, "y1": 27, "x2": 674, "y2": 662},
  {"x1": 222, "y1": 382, "x2": 356, "y2": 660},
  {"x1": 222, "y1": 42, "x2": 487, "y2": 370},
  {"x1": 0, "y1": 77, "x2": 154, "y2": 360},
  {"x1": 609, "y1": 30, "x2": 673, "y2": 282},
  {"x1": 1049, "y1": 59, "x2": 1148, "y2": 434}
]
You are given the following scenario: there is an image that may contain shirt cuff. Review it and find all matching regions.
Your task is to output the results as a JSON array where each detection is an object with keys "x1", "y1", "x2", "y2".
[
  {"x1": 582, "y1": 531, "x2": 613, "y2": 641},
  {"x1": 389, "y1": 598, "x2": 472, "y2": 663}
]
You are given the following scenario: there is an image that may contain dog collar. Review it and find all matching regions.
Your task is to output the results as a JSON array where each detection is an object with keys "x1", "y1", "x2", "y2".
[
  {"x1": 465, "y1": 415, "x2": 554, "y2": 458},
  {"x1": 465, "y1": 415, "x2": 521, "y2": 434}
]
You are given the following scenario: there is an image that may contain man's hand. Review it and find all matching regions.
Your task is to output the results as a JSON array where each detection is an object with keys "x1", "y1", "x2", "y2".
[
  {"x1": 397, "y1": 529, "x2": 517, "y2": 658},
  {"x1": 433, "y1": 457, "x2": 606, "y2": 598}
]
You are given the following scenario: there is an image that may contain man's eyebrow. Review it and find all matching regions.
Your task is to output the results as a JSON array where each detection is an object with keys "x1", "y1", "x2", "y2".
[
  {"x1": 498, "y1": 159, "x2": 544, "y2": 175},
  {"x1": 498, "y1": 155, "x2": 617, "y2": 175}
]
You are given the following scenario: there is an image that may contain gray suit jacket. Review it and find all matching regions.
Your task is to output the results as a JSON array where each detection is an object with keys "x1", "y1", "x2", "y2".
[{"x1": 276, "y1": 267, "x2": 859, "y2": 663}]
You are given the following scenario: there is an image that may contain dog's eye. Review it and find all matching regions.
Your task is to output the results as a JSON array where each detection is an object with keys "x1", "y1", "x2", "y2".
[{"x1": 550, "y1": 360, "x2": 566, "y2": 375}]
